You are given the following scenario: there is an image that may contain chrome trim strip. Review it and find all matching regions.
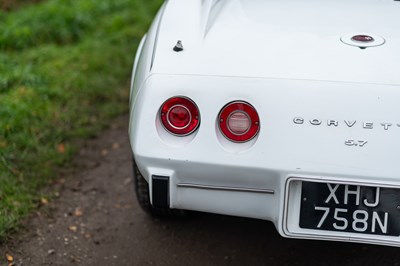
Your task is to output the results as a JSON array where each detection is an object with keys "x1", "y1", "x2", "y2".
[{"x1": 177, "y1": 183, "x2": 275, "y2": 194}]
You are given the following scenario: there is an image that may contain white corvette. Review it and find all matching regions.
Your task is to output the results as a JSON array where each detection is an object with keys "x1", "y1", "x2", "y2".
[{"x1": 129, "y1": 0, "x2": 400, "y2": 247}]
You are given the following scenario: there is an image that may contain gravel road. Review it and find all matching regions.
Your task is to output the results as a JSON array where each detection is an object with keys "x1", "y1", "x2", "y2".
[{"x1": 1, "y1": 115, "x2": 400, "y2": 266}]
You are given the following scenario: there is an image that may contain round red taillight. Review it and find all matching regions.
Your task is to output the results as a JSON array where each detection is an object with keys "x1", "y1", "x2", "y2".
[
  {"x1": 219, "y1": 101, "x2": 260, "y2": 142},
  {"x1": 160, "y1": 97, "x2": 200, "y2": 136}
]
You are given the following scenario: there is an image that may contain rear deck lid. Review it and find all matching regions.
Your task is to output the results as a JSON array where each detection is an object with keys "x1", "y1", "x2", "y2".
[{"x1": 153, "y1": 0, "x2": 400, "y2": 85}]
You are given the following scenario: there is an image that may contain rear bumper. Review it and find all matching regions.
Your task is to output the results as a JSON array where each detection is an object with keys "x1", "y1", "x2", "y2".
[{"x1": 135, "y1": 156, "x2": 400, "y2": 247}]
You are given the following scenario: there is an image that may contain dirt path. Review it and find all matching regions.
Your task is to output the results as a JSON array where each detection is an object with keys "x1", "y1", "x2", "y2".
[{"x1": 1, "y1": 114, "x2": 400, "y2": 266}]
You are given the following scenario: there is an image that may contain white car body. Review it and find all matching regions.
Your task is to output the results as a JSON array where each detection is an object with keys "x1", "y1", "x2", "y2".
[{"x1": 129, "y1": 0, "x2": 400, "y2": 247}]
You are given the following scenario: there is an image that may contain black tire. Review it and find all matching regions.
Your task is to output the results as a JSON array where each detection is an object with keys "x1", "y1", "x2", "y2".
[{"x1": 133, "y1": 159, "x2": 185, "y2": 217}]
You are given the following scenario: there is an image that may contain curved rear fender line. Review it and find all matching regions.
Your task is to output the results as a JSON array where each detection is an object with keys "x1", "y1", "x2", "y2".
[
  {"x1": 160, "y1": 0, "x2": 228, "y2": 39},
  {"x1": 129, "y1": 34, "x2": 147, "y2": 106},
  {"x1": 201, "y1": 0, "x2": 229, "y2": 38},
  {"x1": 129, "y1": 3, "x2": 167, "y2": 112}
]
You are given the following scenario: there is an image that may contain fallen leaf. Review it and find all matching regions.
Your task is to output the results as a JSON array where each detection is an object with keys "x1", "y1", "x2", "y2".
[
  {"x1": 57, "y1": 143, "x2": 66, "y2": 154},
  {"x1": 74, "y1": 208, "x2": 83, "y2": 217},
  {"x1": 112, "y1": 142, "x2": 120, "y2": 149},
  {"x1": 123, "y1": 178, "x2": 132, "y2": 186},
  {"x1": 6, "y1": 254, "x2": 13, "y2": 262},
  {"x1": 41, "y1": 198, "x2": 49, "y2": 205},
  {"x1": 68, "y1": 225, "x2": 78, "y2": 232},
  {"x1": 48, "y1": 249, "x2": 56, "y2": 255}
]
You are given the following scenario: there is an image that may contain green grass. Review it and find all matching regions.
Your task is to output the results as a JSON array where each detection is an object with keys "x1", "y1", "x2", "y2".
[{"x1": 0, "y1": 0, "x2": 162, "y2": 238}]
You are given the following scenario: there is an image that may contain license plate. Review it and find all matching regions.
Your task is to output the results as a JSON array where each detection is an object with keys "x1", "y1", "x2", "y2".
[{"x1": 300, "y1": 181, "x2": 400, "y2": 236}]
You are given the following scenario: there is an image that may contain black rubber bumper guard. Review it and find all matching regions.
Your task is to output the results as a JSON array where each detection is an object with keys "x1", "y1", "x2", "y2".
[{"x1": 152, "y1": 175, "x2": 170, "y2": 208}]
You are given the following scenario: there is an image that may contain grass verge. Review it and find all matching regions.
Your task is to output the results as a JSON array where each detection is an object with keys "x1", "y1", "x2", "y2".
[{"x1": 0, "y1": 0, "x2": 162, "y2": 239}]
